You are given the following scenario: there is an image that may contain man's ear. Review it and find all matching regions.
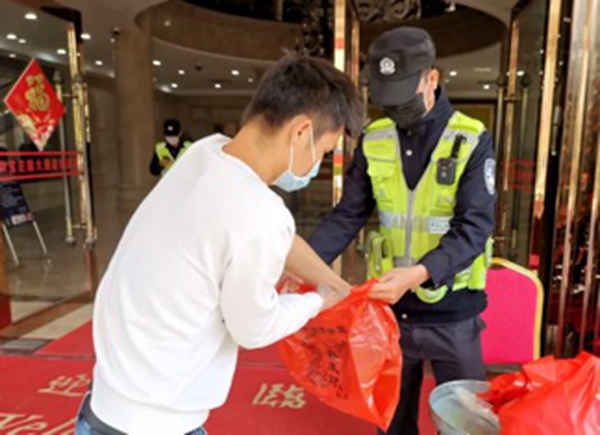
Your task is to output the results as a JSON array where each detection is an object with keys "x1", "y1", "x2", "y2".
[
  {"x1": 288, "y1": 115, "x2": 313, "y2": 146},
  {"x1": 429, "y1": 69, "x2": 440, "y2": 89}
]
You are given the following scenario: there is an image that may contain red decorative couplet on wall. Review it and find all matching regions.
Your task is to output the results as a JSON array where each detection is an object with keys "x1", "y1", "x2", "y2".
[{"x1": 3, "y1": 59, "x2": 65, "y2": 150}]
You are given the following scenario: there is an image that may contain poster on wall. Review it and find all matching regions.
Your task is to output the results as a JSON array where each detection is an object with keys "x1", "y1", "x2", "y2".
[
  {"x1": 0, "y1": 181, "x2": 33, "y2": 228},
  {"x1": 3, "y1": 59, "x2": 66, "y2": 151}
]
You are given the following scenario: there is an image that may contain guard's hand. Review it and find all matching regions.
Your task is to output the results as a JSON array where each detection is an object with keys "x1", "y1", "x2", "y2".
[
  {"x1": 160, "y1": 158, "x2": 172, "y2": 168},
  {"x1": 369, "y1": 265, "x2": 430, "y2": 304},
  {"x1": 317, "y1": 283, "x2": 350, "y2": 312}
]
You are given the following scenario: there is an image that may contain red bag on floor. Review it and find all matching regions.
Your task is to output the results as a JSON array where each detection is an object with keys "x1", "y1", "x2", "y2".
[
  {"x1": 278, "y1": 280, "x2": 401, "y2": 431},
  {"x1": 480, "y1": 352, "x2": 600, "y2": 434}
]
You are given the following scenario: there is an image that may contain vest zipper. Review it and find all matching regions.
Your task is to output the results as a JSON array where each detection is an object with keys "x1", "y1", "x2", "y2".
[
  {"x1": 396, "y1": 129, "x2": 416, "y2": 268},
  {"x1": 405, "y1": 190, "x2": 415, "y2": 266}
]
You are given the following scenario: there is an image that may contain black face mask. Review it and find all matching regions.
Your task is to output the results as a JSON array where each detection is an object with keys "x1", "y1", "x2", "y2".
[{"x1": 383, "y1": 92, "x2": 428, "y2": 129}]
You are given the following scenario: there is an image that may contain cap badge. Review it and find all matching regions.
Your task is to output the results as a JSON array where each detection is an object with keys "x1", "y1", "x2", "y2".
[{"x1": 379, "y1": 57, "x2": 396, "y2": 76}]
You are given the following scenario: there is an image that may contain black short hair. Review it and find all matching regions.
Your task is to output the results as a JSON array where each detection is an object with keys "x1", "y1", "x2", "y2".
[{"x1": 243, "y1": 53, "x2": 364, "y2": 139}]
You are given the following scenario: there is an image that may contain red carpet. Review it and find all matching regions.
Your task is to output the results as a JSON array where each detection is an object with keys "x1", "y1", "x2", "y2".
[
  {"x1": 239, "y1": 344, "x2": 283, "y2": 367},
  {"x1": 36, "y1": 322, "x2": 94, "y2": 357},
  {"x1": 0, "y1": 356, "x2": 93, "y2": 433},
  {"x1": 27, "y1": 322, "x2": 437, "y2": 434}
]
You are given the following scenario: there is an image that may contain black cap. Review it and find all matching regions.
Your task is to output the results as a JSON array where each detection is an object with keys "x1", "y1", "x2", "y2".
[
  {"x1": 368, "y1": 27, "x2": 436, "y2": 106},
  {"x1": 163, "y1": 119, "x2": 181, "y2": 136}
]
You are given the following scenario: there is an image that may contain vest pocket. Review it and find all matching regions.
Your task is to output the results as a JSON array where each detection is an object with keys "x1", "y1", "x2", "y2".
[{"x1": 367, "y1": 161, "x2": 396, "y2": 204}]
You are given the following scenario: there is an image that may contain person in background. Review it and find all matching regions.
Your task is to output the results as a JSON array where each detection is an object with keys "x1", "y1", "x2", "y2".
[
  {"x1": 149, "y1": 119, "x2": 194, "y2": 177},
  {"x1": 73, "y1": 53, "x2": 364, "y2": 435}
]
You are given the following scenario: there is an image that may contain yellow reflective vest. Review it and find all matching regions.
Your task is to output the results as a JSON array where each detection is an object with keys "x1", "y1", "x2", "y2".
[
  {"x1": 364, "y1": 111, "x2": 493, "y2": 303},
  {"x1": 155, "y1": 141, "x2": 193, "y2": 175}
]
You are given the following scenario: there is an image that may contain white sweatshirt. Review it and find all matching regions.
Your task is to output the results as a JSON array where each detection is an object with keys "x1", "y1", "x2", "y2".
[{"x1": 91, "y1": 134, "x2": 323, "y2": 434}]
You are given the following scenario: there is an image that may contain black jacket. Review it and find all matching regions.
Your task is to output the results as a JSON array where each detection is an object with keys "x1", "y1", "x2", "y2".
[
  {"x1": 308, "y1": 90, "x2": 496, "y2": 324},
  {"x1": 149, "y1": 141, "x2": 185, "y2": 177}
]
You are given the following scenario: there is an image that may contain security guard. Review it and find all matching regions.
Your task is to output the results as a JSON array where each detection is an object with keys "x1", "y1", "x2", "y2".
[
  {"x1": 149, "y1": 119, "x2": 193, "y2": 177},
  {"x1": 308, "y1": 27, "x2": 496, "y2": 434}
]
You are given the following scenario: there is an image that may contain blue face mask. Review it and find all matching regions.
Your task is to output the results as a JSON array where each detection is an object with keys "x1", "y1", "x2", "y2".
[{"x1": 274, "y1": 129, "x2": 321, "y2": 192}]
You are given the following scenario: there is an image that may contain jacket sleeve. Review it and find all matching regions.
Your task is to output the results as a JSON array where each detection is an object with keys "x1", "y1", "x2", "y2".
[
  {"x1": 307, "y1": 138, "x2": 377, "y2": 264},
  {"x1": 149, "y1": 149, "x2": 162, "y2": 177},
  {"x1": 419, "y1": 131, "x2": 496, "y2": 288}
]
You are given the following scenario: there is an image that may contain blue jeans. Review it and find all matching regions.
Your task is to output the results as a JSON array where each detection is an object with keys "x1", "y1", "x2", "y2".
[{"x1": 74, "y1": 394, "x2": 208, "y2": 435}]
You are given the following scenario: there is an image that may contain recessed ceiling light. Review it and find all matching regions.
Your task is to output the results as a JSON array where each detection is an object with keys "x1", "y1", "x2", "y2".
[
  {"x1": 9, "y1": 53, "x2": 16, "y2": 59},
  {"x1": 6, "y1": 34, "x2": 17, "y2": 40},
  {"x1": 164, "y1": 20, "x2": 172, "y2": 27},
  {"x1": 517, "y1": 70, "x2": 525, "y2": 77},
  {"x1": 248, "y1": 78, "x2": 254, "y2": 83},
  {"x1": 57, "y1": 48, "x2": 67, "y2": 55},
  {"x1": 483, "y1": 84, "x2": 491, "y2": 90},
  {"x1": 444, "y1": 79, "x2": 451, "y2": 83},
  {"x1": 231, "y1": 69, "x2": 240, "y2": 76},
  {"x1": 178, "y1": 69, "x2": 185, "y2": 75},
  {"x1": 95, "y1": 60, "x2": 103, "y2": 66},
  {"x1": 110, "y1": 37, "x2": 115, "y2": 44},
  {"x1": 214, "y1": 83, "x2": 222, "y2": 89},
  {"x1": 449, "y1": 70, "x2": 458, "y2": 77},
  {"x1": 153, "y1": 60, "x2": 162, "y2": 67},
  {"x1": 25, "y1": 13, "x2": 38, "y2": 20},
  {"x1": 81, "y1": 33, "x2": 91, "y2": 41},
  {"x1": 474, "y1": 67, "x2": 492, "y2": 73},
  {"x1": 18, "y1": 38, "x2": 27, "y2": 44},
  {"x1": 171, "y1": 83, "x2": 179, "y2": 89}
]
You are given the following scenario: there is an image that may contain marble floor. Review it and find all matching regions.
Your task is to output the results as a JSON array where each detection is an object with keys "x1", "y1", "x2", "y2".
[{"x1": 1, "y1": 183, "x2": 148, "y2": 341}]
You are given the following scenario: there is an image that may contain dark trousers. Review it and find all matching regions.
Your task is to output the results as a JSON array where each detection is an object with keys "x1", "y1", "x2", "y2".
[{"x1": 379, "y1": 316, "x2": 486, "y2": 435}]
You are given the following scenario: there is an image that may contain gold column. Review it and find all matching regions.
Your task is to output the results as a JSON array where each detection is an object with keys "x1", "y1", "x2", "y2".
[
  {"x1": 331, "y1": 1, "x2": 361, "y2": 278},
  {"x1": 351, "y1": 12, "x2": 360, "y2": 89},
  {"x1": 273, "y1": 0, "x2": 284, "y2": 21},
  {"x1": 0, "y1": 229, "x2": 7, "y2": 293},
  {"x1": 579, "y1": 0, "x2": 600, "y2": 352},
  {"x1": 496, "y1": 21, "x2": 520, "y2": 256},
  {"x1": 333, "y1": 0, "x2": 347, "y2": 197},
  {"x1": 54, "y1": 71, "x2": 76, "y2": 245},
  {"x1": 528, "y1": 0, "x2": 563, "y2": 269},
  {"x1": 494, "y1": 76, "x2": 506, "y2": 164},
  {"x1": 592, "y1": 159, "x2": 600, "y2": 352},
  {"x1": 332, "y1": 0, "x2": 347, "y2": 275},
  {"x1": 67, "y1": 24, "x2": 95, "y2": 245},
  {"x1": 553, "y1": 0, "x2": 594, "y2": 356}
]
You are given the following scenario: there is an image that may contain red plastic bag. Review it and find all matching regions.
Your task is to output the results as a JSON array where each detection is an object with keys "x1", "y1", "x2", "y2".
[
  {"x1": 278, "y1": 279, "x2": 401, "y2": 431},
  {"x1": 480, "y1": 353, "x2": 600, "y2": 434}
]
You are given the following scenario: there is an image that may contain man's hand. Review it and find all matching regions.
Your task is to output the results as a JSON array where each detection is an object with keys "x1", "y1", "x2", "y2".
[
  {"x1": 277, "y1": 272, "x2": 304, "y2": 294},
  {"x1": 369, "y1": 265, "x2": 430, "y2": 304},
  {"x1": 317, "y1": 283, "x2": 351, "y2": 312},
  {"x1": 160, "y1": 158, "x2": 172, "y2": 168}
]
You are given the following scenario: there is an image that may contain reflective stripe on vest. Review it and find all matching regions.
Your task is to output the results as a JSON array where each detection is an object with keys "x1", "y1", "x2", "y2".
[
  {"x1": 155, "y1": 141, "x2": 193, "y2": 175},
  {"x1": 363, "y1": 111, "x2": 492, "y2": 304}
]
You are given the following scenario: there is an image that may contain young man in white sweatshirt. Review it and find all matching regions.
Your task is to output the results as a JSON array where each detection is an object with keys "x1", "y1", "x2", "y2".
[{"x1": 74, "y1": 54, "x2": 365, "y2": 435}]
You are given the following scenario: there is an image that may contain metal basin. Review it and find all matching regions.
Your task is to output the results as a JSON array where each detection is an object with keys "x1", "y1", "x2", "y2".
[{"x1": 429, "y1": 380, "x2": 500, "y2": 435}]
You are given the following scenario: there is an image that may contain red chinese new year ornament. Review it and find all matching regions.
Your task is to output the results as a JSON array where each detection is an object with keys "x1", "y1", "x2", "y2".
[
  {"x1": 4, "y1": 60, "x2": 65, "y2": 150},
  {"x1": 278, "y1": 279, "x2": 402, "y2": 431}
]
